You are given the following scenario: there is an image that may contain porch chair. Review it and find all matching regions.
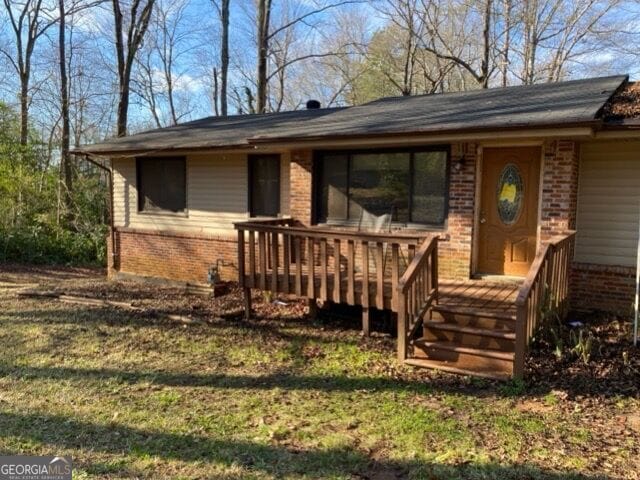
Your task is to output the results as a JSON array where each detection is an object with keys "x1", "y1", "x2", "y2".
[{"x1": 357, "y1": 209, "x2": 393, "y2": 276}]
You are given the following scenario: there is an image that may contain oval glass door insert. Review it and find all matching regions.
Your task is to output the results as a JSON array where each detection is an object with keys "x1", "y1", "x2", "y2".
[{"x1": 496, "y1": 163, "x2": 523, "y2": 225}]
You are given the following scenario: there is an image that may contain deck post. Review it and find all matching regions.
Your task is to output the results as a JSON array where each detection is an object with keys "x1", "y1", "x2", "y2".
[
  {"x1": 513, "y1": 304, "x2": 527, "y2": 378},
  {"x1": 243, "y1": 288, "x2": 252, "y2": 320},
  {"x1": 307, "y1": 298, "x2": 318, "y2": 319},
  {"x1": 238, "y1": 229, "x2": 251, "y2": 320},
  {"x1": 397, "y1": 295, "x2": 407, "y2": 362},
  {"x1": 362, "y1": 307, "x2": 370, "y2": 336}
]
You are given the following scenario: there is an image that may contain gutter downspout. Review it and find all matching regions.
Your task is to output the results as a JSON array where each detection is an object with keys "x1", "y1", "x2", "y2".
[{"x1": 80, "y1": 153, "x2": 116, "y2": 270}]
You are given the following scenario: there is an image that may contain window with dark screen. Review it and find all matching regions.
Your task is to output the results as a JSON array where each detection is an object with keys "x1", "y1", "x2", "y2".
[
  {"x1": 250, "y1": 154, "x2": 280, "y2": 217},
  {"x1": 137, "y1": 157, "x2": 186, "y2": 213},
  {"x1": 315, "y1": 148, "x2": 449, "y2": 227}
]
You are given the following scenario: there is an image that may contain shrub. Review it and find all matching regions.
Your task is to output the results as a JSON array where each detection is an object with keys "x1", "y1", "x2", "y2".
[{"x1": 0, "y1": 224, "x2": 106, "y2": 266}]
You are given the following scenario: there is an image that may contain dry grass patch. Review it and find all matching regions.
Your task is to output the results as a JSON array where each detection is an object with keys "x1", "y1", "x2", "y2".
[{"x1": 0, "y1": 265, "x2": 637, "y2": 479}]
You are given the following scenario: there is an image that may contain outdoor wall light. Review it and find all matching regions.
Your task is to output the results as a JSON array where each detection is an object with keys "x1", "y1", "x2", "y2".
[{"x1": 454, "y1": 155, "x2": 466, "y2": 171}]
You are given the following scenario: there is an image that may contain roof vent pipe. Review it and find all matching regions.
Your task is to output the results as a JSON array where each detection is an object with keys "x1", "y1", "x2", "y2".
[{"x1": 306, "y1": 99, "x2": 321, "y2": 110}]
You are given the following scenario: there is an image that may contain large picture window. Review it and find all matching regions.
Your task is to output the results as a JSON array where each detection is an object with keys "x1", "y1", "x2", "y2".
[
  {"x1": 137, "y1": 157, "x2": 186, "y2": 213},
  {"x1": 316, "y1": 148, "x2": 449, "y2": 227}
]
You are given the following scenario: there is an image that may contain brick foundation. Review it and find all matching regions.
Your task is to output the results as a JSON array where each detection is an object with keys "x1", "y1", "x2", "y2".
[
  {"x1": 110, "y1": 227, "x2": 239, "y2": 284},
  {"x1": 570, "y1": 262, "x2": 637, "y2": 315}
]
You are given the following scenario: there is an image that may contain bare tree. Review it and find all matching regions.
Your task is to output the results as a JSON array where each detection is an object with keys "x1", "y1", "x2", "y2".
[
  {"x1": 132, "y1": 0, "x2": 196, "y2": 127},
  {"x1": 112, "y1": 0, "x2": 155, "y2": 136},
  {"x1": 417, "y1": 0, "x2": 495, "y2": 88},
  {"x1": 517, "y1": 0, "x2": 621, "y2": 84},
  {"x1": 1, "y1": 0, "x2": 57, "y2": 145},
  {"x1": 255, "y1": 0, "x2": 362, "y2": 113}
]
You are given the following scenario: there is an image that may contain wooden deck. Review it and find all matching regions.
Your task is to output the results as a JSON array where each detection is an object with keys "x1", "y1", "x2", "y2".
[
  {"x1": 438, "y1": 280, "x2": 520, "y2": 318},
  {"x1": 234, "y1": 218, "x2": 575, "y2": 380}
]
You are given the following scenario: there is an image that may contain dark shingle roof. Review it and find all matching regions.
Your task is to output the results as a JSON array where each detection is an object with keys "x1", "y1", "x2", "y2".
[
  {"x1": 252, "y1": 75, "x2": 627, "y2": 142},
  {"x1": 75, "y1": 75, "x2": 627, "y2": 155},
  {"x1": 75, "y1": 107, "x2": 344, "y2": 154}
]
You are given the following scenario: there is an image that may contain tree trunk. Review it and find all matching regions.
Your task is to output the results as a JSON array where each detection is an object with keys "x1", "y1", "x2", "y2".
[
  {"x1": 481, "y1": 0, "x2": 492, "y2": 88},
  {"x1": 59, "y1": 0, "x2": 73, "y2": 218},
  {"x1": 220, "y1": 0, "x2": 229, "y2": 116},
  {"x1": 256, "y1": 0, "x2": 271, "y2": 113},
  {"x1": 501, "y1": 0, "x2": 511, "y2": 87},
  {"x1": 20, "y1": 76, "x2": 29, "y2": 146}
]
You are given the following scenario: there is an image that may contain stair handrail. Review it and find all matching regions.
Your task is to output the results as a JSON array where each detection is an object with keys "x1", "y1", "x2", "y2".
[
  {"x1": 513, "y1": 231, "x2": 576, "y2": 377},
  {"x1": 396, "y1": 235, "x2": 440, "y2": 362}
]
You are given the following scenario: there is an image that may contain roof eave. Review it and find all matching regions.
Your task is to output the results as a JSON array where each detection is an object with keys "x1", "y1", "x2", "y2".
[
  {"x1": 247, "y1": 120, "x2": 602, "y2": 146},
  {"x1": 71, "y1": 142, "x2": 256, "y2": 157}
]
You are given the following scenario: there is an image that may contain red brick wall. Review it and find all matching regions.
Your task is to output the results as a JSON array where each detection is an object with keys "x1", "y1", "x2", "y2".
[
  {"x1": 540, "y1": 140, "x2": 579, "y2": 238},
  {"x1": 289, "y1": 150, "x2": 313, "y2": 225},
  {"x1": 110, "y1": 227, "x2": 239, "y2": 283},
  {"x1": 571, "y1": 262, "x2": 636, "y2": 315},
  {"x1": 439, "y1": 142, "x2": 477, "y2": 279}
]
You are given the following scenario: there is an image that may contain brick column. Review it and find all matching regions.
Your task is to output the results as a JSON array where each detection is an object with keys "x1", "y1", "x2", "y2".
[
  {"x1": 439, "y1": 142, "x2": 477, "y2": 279},
  {"x1": 289, "y1": 149, "x2": 314, "y2": 225},
  {"x1": 540, "y1": 140, "x2": 579, "y2": 238}
]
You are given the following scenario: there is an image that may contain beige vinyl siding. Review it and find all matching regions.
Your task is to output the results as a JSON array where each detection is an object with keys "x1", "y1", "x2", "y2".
[
  {"x1": 575, "y1": 140, "x2": 640, "y2": 267},
  {"x1": 113, "y1": 153, "x2": 249, "y2": 235},
  {"x1": 112, "y1": 152, "x2": 292, "y2": 235}
]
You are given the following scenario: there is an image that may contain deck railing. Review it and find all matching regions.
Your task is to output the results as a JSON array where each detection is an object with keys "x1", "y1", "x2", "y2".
[
  {"x1": 396, "y1": 236, "x2": 439, "y2": 361},
  {"x1": 513, "y1": 231, "x2": 576, "y2": 377},
  {"x1": 235, "y1": 218, "x2": 431, "y2": 332}
]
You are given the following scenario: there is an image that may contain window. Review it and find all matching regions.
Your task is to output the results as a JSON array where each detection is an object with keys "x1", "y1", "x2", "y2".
[
  {"x1": 316, "y1": 149, "x2": 449, "y2": 227},
  {"x1": 137, "y1": 157, "x2": 186, "y2": 213},
  {"x1": 249, "y1": 154, "x2": 280, "y2": 217}
]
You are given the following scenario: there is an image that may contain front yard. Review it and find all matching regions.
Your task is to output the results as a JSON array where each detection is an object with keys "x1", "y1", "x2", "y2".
[{"x1": 0, "y1": 266, "x2": 638, "y2": 479}]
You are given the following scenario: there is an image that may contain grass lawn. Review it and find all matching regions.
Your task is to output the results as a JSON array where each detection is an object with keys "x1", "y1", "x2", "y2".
[{"x1": 0, "y1": 266, "x2": 638, "y2": 479}]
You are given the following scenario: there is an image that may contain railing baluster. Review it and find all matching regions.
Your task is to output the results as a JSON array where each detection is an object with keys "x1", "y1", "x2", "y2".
[
  {"x1": 283, "y1": 233, "x2": 290, "y2": 294},
  {"x1": 307, "y1": 237, "x2": 315, "y2": 299},
  {"x1": 347, "y1": 240, "x2": 355, "y2": 305},
  {"x1": 391, "y1": 244, "x2": 399, "y2": 311},
  {"x1": 271, "y1": 231, "x2": 279, "y2": 293},
  {"x1": 320, "y1": 239, "x2": 328, "y2": 301},
  {"x1": 362, "y1": 241, "x2": 369, "y2": 310},
  {"x1": 248, "y1": 231, "x2": 256, "y2": 288},
  {"x1": 258, "y1": 232, "x2": 267, "y2": 290},
  {"x1": 333, "y1": 239, "x2": 341, "y2": 303},
  {"x1": 295, "y1": 236, "x2": 302, "y2": 296},
  {"x1": 376, "y1": 242, "x2": 384, "y2": 309}
]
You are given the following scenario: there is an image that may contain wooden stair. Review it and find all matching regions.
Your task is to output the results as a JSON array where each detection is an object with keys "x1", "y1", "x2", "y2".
[{"x1": 404, "y1": 280, "x2": 520, "y2": 380}]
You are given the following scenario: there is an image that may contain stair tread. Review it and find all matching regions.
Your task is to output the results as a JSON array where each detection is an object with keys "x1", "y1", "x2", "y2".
[
  {"x1": 404, "y1": 358, "x2": 512, "y2": 381},
  {"x1": 423, "y1": 321, "x2": 516, "y2": 340},
  {"x1": 433, "y1": 303, "x2": 517, "y2": 321},
  {"x1": 413, "y1": 339, "x2": 515, "y2": 361}
]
